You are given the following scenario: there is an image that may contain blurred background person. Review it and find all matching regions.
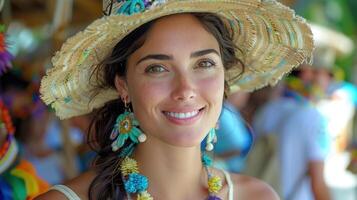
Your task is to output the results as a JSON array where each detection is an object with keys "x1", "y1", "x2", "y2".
[
  {"x1": 308, "y1": 24, "x2": 357, "y2": 200},
  {"x1": 244, "y1": 22, "x2": 356, "y2": 200},
  {"x1": 247, "y1": 72, "x2": 331, "y2": 200}
]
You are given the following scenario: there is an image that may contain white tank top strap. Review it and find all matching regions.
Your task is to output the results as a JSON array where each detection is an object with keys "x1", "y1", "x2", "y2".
[
  {"x1": 222, "y1": 170, "x2": 234, "y2": 200},
  {"x1": 50, "y1": 185, "x2": 81, "y2": 200}
]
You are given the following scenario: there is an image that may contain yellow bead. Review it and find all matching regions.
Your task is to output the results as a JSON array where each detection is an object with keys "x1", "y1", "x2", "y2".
[
  {"x1": 208, "y1": 176, "x2": 222, "y2": 193},
  {"x1": 137, "y1": 191, "x2": 153, "y2": 200},
  {"x1": 120, "y1": 157, "x2": 139, "y2": 176}
]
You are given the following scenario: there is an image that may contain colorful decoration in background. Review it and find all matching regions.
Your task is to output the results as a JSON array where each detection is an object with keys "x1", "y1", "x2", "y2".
[
  {"x1": 1, "y1": 71, "x2": 47, "y2": 120},
  {"x1": 0, "y1": 25, "x2": 13, "y2": 76},
  {"x1": 0, "y1": 23, "x2": 49, "y2": 198},
  {"x1": 0, "y1": 100, "x2": 17, "y2": 174},
  {"x1": 0, "y1": 160, "x2": 49, "y2": 200},
  {"x1": 286, "y1": 77, "x2": 310, "y2": 95},
  {"x1": 0, "y1": 100, "x2": 49, "y2": 199},
  {"x1": 285, "y1": 76, "x2": 325, "y2": 102},
  {"x1": 0, "y1": 100, "x2": 15, "y2": 135}
]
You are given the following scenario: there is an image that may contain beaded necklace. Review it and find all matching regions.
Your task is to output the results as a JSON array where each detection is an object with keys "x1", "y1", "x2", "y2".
[{"x1": 120, "y1": 153, "x2": 223, "y2": 200}]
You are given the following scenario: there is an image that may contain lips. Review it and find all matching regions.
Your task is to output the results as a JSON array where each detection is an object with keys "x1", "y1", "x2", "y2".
[
  {"x1": 162, "y1": 107, "x2": 205, "y2": 125},
  {"x1": 165, "y1": 110, "x2": 199, "y2": 119}
]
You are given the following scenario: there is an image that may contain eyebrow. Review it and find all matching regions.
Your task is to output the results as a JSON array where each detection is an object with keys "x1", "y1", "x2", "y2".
[
  {"x1": 190, "y1": 49, "x2": 220, "y2": 58},
  {"x1": 136, "y1": 49, "x2": 220, "y2": 65},
  {"x1": 136, "y1": 54, "x2": 173, "y2": 65}
]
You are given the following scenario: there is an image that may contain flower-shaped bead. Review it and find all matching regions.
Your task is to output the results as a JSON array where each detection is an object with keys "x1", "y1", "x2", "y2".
[{"x1": 111, "y1": 111, "x2": 142, "y2": 151}]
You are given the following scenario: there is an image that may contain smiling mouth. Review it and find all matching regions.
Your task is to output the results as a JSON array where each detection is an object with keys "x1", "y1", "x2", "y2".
[{"x1": 162, "y1": 107, "x2": 205, "y2": 120}]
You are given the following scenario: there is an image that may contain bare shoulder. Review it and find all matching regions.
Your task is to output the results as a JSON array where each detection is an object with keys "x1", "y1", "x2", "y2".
[
  {"x1": 230, "y1": 173, "x2": 280, "y2": 200},
  {"x1": 35, "y1": 170, "x2": 96, "y2": 200}
]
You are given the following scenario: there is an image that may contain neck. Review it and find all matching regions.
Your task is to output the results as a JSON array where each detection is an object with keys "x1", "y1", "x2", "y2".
[{"x1": 132, "y1": 136, "x2": 208, "y2": 199}]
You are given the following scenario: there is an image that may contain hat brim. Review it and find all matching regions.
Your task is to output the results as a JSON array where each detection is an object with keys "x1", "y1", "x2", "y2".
[{"x1": 40, "y1": 0, "x2": 313, "y2": 119}]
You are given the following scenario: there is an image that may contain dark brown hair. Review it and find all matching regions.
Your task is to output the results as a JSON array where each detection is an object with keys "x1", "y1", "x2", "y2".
[{"x1": 88, "y1": 13, "x2": 244, "y2": 200}]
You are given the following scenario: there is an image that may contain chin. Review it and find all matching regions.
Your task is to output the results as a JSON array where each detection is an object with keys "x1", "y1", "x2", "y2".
[{"x1": 163, "y1": 130, "x2": 206, "y2": 148}]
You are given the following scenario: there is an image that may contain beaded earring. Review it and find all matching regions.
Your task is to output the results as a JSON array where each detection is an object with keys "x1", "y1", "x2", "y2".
[
  {"x1": 110, "y1": 98, "x2": 147, "y2": 152},
  {"x1": 205, "y1": 125, "x2": 218, "y2": 151}
]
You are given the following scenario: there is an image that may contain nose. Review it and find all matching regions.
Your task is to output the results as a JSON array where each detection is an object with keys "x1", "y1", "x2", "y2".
[{"x1": 171, "y1": 73, "x2": 196, "y2": 101}]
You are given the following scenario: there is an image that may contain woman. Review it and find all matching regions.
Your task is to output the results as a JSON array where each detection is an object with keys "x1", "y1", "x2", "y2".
[{"x1": 36, "y1": 0, "x2": 313, "y2": 199}]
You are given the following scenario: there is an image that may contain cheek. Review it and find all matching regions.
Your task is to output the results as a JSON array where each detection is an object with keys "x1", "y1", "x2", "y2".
[
  {"x1": 198, "y1": 72, "x2": 225, "y2": 120},
  {"x1": 127, "y1": 78, "x2": 171, "y2": 134},
  {"x1": 128, "y1": 78, "x2": 169, "y2": 113},
  {"x1": 198, "y1": 72, "x2": 225, "y2": 102}
]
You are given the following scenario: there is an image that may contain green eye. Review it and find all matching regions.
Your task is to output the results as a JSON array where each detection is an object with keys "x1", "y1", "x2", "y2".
[
  {"x1": 145, "y1": 65, "x2": 167, "y2": 73},
  {"x1": 197, "y1": 60, "x2": 216, "y2": 69}
]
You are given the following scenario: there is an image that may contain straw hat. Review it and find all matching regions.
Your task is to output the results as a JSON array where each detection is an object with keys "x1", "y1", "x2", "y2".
[{"x1": 40, "y1": 0, "x2": 314, "y2": 119}]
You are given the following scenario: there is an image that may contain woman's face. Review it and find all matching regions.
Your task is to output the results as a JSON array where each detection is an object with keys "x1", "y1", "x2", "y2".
[{"x1": 117, "y1": 14, "x2": 225, "y2": 147}]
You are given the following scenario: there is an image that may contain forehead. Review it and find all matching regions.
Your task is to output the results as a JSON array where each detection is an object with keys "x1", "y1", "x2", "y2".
[{"x1": 136, "y1": 14, "x2": 220, "y2": 55}]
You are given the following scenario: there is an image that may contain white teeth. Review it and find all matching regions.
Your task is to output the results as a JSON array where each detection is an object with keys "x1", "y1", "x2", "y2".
[{"x1": 166, "y1": 110, "x2": 199, "y2": 119}]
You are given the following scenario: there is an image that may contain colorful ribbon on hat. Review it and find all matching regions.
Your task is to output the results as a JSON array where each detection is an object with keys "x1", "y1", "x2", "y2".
[
  {"x1": 118, "y1": 0, "x2": 146, "y2": 15},
  {"x1": 117, "y1": 0, "x2": 166, "y2": 15}
]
